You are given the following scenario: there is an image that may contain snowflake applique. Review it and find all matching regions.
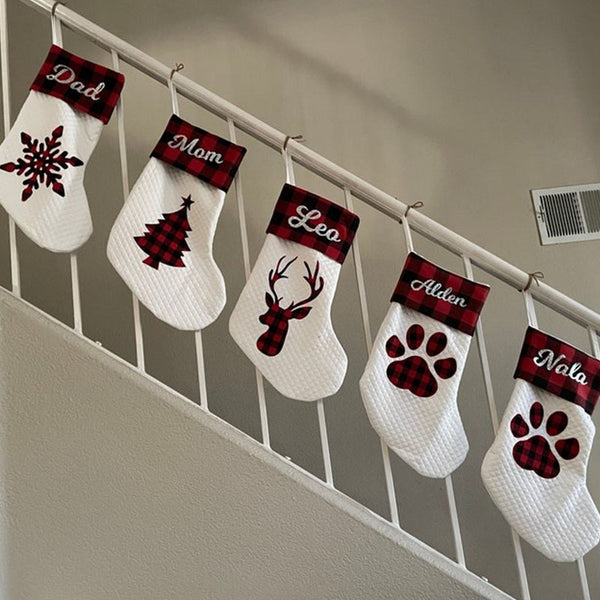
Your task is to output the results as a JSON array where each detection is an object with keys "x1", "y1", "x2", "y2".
[{"x1": 0, "y1": 126, "x2": 84, "y2": 201}]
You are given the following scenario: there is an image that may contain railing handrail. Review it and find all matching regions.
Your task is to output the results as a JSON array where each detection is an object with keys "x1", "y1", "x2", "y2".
[{"x1": 17, "y1": 0, "x2": 600, "y2": 333}]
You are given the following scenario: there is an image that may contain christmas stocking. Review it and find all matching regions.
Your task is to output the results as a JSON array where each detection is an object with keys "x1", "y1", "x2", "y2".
[
  {"x1": 107, "y1": 114, "x2": 246, "y2": 330},
  {"x1": 229, "y1": 183, "x2": 359, "y2": 401},
  {"x1": 482, "y1": 327, "x2": 600, "y2": 561},
  {"x1": 360, "y1": 253, "x2": 489, "y2": 478},
  {"x1": 0, "y1": 45, "x2": 124, "y2": 252}
]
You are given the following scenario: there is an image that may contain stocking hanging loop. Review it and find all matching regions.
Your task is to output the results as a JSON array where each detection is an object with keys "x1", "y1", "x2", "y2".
[
  {"x1": 399, "y1": 200, "x2": 423, "y2": 254},
  {"x1": 50, "y1": 0, "x2": 64, "y2": 18},
  {"x1": 522, "y1": 270, "x2": 544, "y2": 292},
  {"x1": 403, "y1": 200, "x2": 424, "y2": 219},
  {"x1": 283, "y1": 134, "x2": 305, "y2": 151},
  {"x1": 521, "y1": 271, "x2": 543, "y2": 328},
  {"x1": 281, "y1": 134, "x2": 305, "y2": 185},
  {"x1": 50, "y1": 1, "x2": 65, "y2": 46},
  {"x1": 167, "y1": 62, "x2": 184, "y2": 116}
]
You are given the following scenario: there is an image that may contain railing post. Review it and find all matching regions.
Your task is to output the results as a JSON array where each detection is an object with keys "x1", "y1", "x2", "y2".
[
  {"x1": 227, "y1": 118, "x2": 271, "y2": 447},
  {"x1": 110, "y1": 50, "x2": 146, "y2": 371},
  {"x1": 463, "y1": 255, "x2": 531, "y2": 599},
  {"x1": 0, "y1": 0, "x2": 20, "y2": 298},
  {"x1": 282, "y1": 146, "x2": 334, "y2": 485},
  {"x1": 343, "y1": 187, "x2": 400, "y2": 526}
]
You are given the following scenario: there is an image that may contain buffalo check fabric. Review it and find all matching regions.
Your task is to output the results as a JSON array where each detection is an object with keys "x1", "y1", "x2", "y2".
[
  {"x1": 134, "y1": 194, "x2": 193, "y2": 269},
  {"x1": 229, "y1": 185, "x2": 358, "y2": 401},
  {"x1": 360, "y1": 254, "x2": 490, "y2": 478},
  {"x1": 514, "y1": 326, "x2": 600, "y2": 415},
  {"x1": 482, "y1": 327, "x2": 600, "y2": 561},
  {"x1": 108, "y1": 120, "x2": 246, "y2": 330},
  {"x1": 391, "y1": 252, "x2": 489, "y2": 335},
  {"x1": 150, "y1": 114, "x2": 246, "y2": 193},
  {"x1": 266, "y1": 183, "x2": 359, "y2": 264},
  {"x1": 0, "y1": 45, "x2": 125, "y2": 252},
  {"x1": 31, "y1": 45, "x2": 124, "y2": 124}
]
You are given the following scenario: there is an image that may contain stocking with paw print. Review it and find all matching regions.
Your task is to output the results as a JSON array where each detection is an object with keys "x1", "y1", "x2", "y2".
[
  {"x1": 0, "y1": 45, "x2": 124, "y2": 252},
  {"x1": 360, "y1": 253, "x2": 490, "y2": 478},
  {"x1": 108, "y1": 115, "x2": 246, "y2": 330},
  {"x1": 482, "y1": 327, "x2": 600, "y2": 561},
  {"x1": 229, "y1": 183, "x2": 359, "y2": 401}
]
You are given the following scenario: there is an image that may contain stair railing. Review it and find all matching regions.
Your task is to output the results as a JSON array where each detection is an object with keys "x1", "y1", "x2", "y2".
[{"x1": 1, "y1": 2, "x2": 599, "y2": 599}]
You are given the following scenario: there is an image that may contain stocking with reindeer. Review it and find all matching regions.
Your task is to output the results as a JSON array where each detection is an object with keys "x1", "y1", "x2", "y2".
[
  {"x1": 107, "y1": 114, "x2": 246, "y2": 330},
  {"x1": 229, "y1": 183, "x2": 359, "y2": 401}
]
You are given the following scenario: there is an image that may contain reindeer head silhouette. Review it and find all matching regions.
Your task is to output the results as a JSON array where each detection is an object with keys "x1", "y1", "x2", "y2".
[{"x1": 256, "y1": 256, "x2": 324, "y2": 356}]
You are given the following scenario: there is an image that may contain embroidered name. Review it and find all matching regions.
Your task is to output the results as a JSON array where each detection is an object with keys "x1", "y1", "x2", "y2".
[
  {"x1": 45, "y1": 64, "x2": 105, "y2": 100},
  {"x1": 287, "y1": 205, "x2": 342, "y2": 242},
  {"x1": 410, "y1": 279, "x2": 468, "y2": 307},
  {"x1": 167, "y1": 134, "x2": 224, "y2": 164},
  {"x1": 533, "y1": 349, "x2": 589, "y2": 385}
]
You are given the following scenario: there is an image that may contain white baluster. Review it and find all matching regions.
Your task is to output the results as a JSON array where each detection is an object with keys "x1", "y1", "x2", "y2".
[
  {"x1": 282, "y1": 139, "x2": 334, "y2": 485},
  {"x1": 463, "y1": 255, "x2": 531, "y2": 598},
  {"x1": 343, "y1": 187, "x2": 399, "y2": 525},
  {"x1": 111, "y1": 50, "x2": 146, "y2": 371},
  {"x1": 227, "y1": 118, "x2": 270, "y2": 447}
]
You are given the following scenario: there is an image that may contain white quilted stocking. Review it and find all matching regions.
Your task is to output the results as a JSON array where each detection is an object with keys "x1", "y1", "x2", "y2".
[
  {"x1": 482, "y1": 327, "x2": 600, "y2": 562},
  {"x1": 107, "y1": 115, "x2": 246, "y2": 330},
  {"x1": 229, "y1": 183, "x2": 359, "y2": 401},
  {"x1": 0, "y1": 45, "x2": 123, "y2": 252},
  {"x1": 360, "y1": 253, "x2": 489, "y2": 478}
]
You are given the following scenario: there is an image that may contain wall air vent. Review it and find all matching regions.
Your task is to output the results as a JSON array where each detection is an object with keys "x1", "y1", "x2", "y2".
[{"x1": 531, "y1": 183, "x2": 600, "y2": 245}]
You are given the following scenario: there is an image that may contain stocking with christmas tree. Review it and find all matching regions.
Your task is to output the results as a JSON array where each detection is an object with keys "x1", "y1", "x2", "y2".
[
  {"x1": 359, "y1": 252, "x2": 490, "y2": 478},
  {"x1": 229, "y1": 184, "x2": 359, "y2": 401},
  {"x1": 0, "y1": 45, "x2": 124, "y2": 252},
  {"x1": 482, "y1": 326, "x2": 600, "y2": 561},
  {"x1": 107, "y1": 114, "x2": 246, "y2": 330}
]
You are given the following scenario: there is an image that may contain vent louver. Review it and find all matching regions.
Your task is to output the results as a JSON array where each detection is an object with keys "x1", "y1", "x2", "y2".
[{"x1": 531, "y1": 184, "x2": 600, "y2": 245}]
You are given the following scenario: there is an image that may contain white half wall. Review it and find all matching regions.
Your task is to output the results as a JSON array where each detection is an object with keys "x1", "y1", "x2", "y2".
[{"x1": 0, "y1": 288, "x2": 510, "y2": 600}]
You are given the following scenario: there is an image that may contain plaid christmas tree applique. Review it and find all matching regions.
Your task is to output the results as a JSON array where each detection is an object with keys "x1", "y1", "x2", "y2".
[{"x1": 134, "y1": 194, "x2": 194, "y2": 269}]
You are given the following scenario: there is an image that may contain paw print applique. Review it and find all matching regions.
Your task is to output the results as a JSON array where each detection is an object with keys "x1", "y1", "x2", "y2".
[
  {"x1": 511, "y1": 401, "x2": 580, "y2": 479},
  {"x1": 385, "y1": 324, "x2": 457, "y2": 398}
]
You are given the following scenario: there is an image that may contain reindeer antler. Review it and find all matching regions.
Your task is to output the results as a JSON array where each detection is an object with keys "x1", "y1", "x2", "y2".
[
  {"x1": 267, "y1": 255, "x2": 297, "y2": 304},
  {"x1": 287, "y1": 260, "x2": 324, "y2": 310}
]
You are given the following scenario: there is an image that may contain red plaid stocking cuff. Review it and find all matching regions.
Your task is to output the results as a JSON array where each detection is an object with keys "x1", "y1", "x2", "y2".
[
  {"x1": 391, "y1": 252, "x2": 490, "y2": 336},
  {"x1": 266, "y1": 184, "x2": 359, "y2": 264},
  {"x1": 30, "y1": 45, "x2": 124, "y2": 124},
  {"x1": 514, "y1": 327, "x2": 600, "y2": 415},
  {"x1": 150, "y1": 115, "x2": 246, "y2": 193}
]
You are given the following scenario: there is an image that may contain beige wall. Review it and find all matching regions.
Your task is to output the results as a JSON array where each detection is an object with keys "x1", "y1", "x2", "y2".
[{"x1": 2, "y1": 1, "x2": 600, "y2": 598}]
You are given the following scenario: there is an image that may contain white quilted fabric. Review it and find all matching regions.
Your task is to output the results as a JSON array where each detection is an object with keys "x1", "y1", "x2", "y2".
[
  {"x1": 107, "y1": 158, "x2": 226, "y2": 331},
  {"x1": 481, "y1": 379, "x2": 600, "y2": 562},
  {"x1": 359, "y1": 304, "x2": 471, "y2": 478},
  {"x1": 229, "y1": 234, "x2": 346, "y2": 401},
  {"x1": 0, "y1": 91, "x2": 102, "y2": 252}
]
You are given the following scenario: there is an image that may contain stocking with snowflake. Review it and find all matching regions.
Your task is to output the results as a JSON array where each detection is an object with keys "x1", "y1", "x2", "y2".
[
  {"x1": 482, "y1": 327, "x2": 600, "y2": 561},
  {"x1": 359, "y1": 253, "x2": 490, "y2": 478},
  {"x1": 107, "y1": 115, "x2": 246, "y2": 330},
  {"x1": 0, "y1": 45, "x2": 124, "y2": 252}
]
